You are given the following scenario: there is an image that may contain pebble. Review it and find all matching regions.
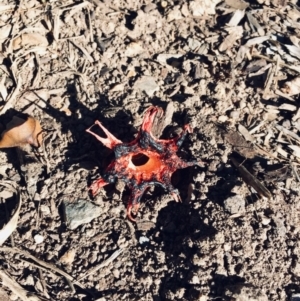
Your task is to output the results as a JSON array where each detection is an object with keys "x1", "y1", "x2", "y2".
[
  {"x1": 224, "y1": 195, "x2": 245, "y2": 214},
  {"x1": 139, "y1": 236, "x2": 150, "y2": 245},
  {"x1": 261, "y1": 216, "x2": 271, "y2": 225},
  {"x1": 34, "y1": 234, "x2": 44, "y2": 244},
  {"x1": 134, "y1": 76, "x2": 159, "y2": 96},
  {"x1": 113, "y1": 269, "x2": 120, "y2": 279},
  {"x1": 63, "y1": 199, "x2": 103, "y2": 230},
  {"x1": 124, "y1": 42, "x2": 145, "y2": 57},
  {"x1": 40, "y1": 204, "x2": 50, "y2": 215},
  {"x1": 189, "y1": 274, "x2": 200, "y2": 284},
  {"x1": 188, "y1": 38, "x2": 201, "y2": 51},
  {"x1": 59, "y1": 249, "x2": 76, "y2": 265},
  {"x1": 167, "y1": 6, "x2": 183, "y2": 22}
]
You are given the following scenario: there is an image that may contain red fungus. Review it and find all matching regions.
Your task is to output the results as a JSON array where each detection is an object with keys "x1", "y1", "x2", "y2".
[{"x1": 87, "y1": 106, "x2": 202, "y2": 221}]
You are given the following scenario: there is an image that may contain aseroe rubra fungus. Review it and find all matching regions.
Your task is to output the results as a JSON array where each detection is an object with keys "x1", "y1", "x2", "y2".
[{"x1": 87, "y1": 106, "x2": 201, "y2": 221}]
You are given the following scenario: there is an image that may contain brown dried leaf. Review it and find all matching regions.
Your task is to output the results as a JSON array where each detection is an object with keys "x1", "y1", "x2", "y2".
[
  {"x1": 12, "y1": 33, "x2": 48, "y2": 50},
  {"x1": 224, "y1": 129, "x2": 257, "y2": 158},
  {"x1": 0, "y1": 116, "x2": 43, "y2": 148}
]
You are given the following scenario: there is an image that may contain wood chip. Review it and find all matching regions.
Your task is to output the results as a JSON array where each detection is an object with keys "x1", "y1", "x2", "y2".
[
  {"x1": 225, "y1": 0, "x2": 249, "y2": 10},
  {"x1": 288, "y1": 145, "x2": 300, "y2": 159},
  {"x1": 219, "y1": 26, "x2": 243, "y2": 52},
  {"x1": 228, "y1": 10, "x2": 245, "y2": 26},
  {"x1": 278, "y1": 103, "x2": 297, "y2": 111},
  {"x1": 238, "y1": 124, "x2": 254, "y2": 142},
  {"x1": 276, "y1": 145, "x2": 289, "y2": 158},
  {"x1": 246, "y1": 12, "x2": 265, "y2": 36}
]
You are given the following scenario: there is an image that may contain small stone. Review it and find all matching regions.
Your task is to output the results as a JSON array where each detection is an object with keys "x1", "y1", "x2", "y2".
[
  {"x1": 188, "y1": 38, "x2": 201, "y2": 51},
  {"x1": 139, "y1": 236, "x2": 150, "y2": 245},
  {"x1": 224, "y1": 195, "x2": 245, "y2": 214},
  {"x1": 161, "y1": 1, "x2": 168, "y2": 8},
  {"x1": 190, "y1": 274, "x2": 200, "y2": 284},
  {"x1": 34, "y1": 234, "x2": 44, "y2": 244},
  {"x1": 24, "y1": 275, "x2": 35, "y2": 286},
  {"x1": 261, "y1": 216, "x2": 271, "y2": 225},
  {"x1": 59, "y1": 249, "x2": 76, "y2": 265},
  {"x1": 124, "y1": 42, "x2": 144, "y2": 57},
  {"x1": 40, "y1": 204, "x2": 50, "y2": 215},
  {"x1": 63, "y1": 199, "x2": 103, "y2": 230},
  {"x1": 167, "y1": 6, "x2": 183, "y2": 22},
  {"x1": 113, "y1": 269, "x2": 120, "y2": 279},
  {"x1": 230, "y1": 110, "x2": 240, "y2": 120},
  {"x1": 134, "y1": 76, "x2": 159, "y2": 96},
  {"x1": 273, "y1": 214, "x2": 286, "y2": 237},
  {"x1": 189, "y1": 0, "x2": 221, "y2": 16},
  {"x1": 218, "y1": 115, "x2": 228, "y2": 122}
]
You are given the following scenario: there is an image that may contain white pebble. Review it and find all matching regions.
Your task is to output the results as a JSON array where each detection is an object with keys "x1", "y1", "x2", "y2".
[{"x1": 34, "y1": 234, "x2": 44, "y2": 244}]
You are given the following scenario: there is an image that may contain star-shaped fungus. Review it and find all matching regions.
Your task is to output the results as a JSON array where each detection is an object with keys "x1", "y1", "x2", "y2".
[{"x1": 87, "y1": 106, "x2": 201, "y2": 221}]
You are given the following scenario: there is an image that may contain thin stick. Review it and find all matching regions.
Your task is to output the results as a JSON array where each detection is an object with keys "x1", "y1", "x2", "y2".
[{"x1": 78, "y1": 248, "x2": 124, "y2": 281}]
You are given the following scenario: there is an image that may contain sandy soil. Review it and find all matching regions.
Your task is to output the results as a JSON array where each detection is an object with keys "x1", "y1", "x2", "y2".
[{"x1": 1, "y1": 0, "x2": 300, "y2": 300}]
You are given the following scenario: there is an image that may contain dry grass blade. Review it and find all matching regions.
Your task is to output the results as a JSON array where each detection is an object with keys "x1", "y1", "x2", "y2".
[
  {"x1": 231, "y1": 157, "x2": 272, "y2": 199},
  {"x1": 0, "y1": 116, "x2": 43, "y2": 148},
  {"x1": 0, "y1": 181, "x2": 21, "y2": 245},
  {"x1": 0, "y1": 268, "x2": 44, "y2": 301}
]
